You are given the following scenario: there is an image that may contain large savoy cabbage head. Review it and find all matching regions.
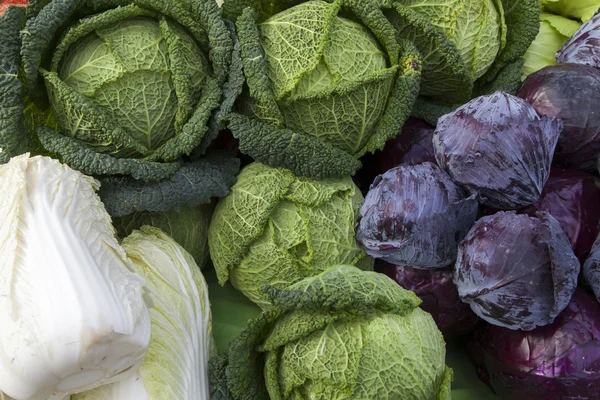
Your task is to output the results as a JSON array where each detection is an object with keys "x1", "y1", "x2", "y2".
[
  {"x1": 388, "y1": 0, "x2": 540, "y2": 124},
  {"x1": 0, "y1": 0, "x2": 239, "y2": 217},
  {"x1": 213, "y1": 266, "x2": 453, "y2": 399},
  {"x1": 221, "y1": 0, "x2": 422, "y2": 179},
  {"x1": 208, "y1": 162, "x2": 373, "y2": 309}
]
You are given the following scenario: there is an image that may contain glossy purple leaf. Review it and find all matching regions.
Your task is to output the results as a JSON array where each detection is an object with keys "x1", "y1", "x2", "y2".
[
  {"x1": 557, "y1": 10, "x2": 600, "y2": 68},
  {"x1": 434, "y1": 91, "x2": 563, "y2": 209},
  {"x1": 356, "y1": 162, "x2": 479, "y2": 269},
  {"x1": 584, "y1": 234, "x2": 600, "y2": 303},
  {"x1": 522, "y1": 168, "x2": 600, "y2": 262},
  {"x1": 518, "y1": 64, "x2": 600, "y2": 172},
  {"x1": 455, "y1": 211, "x2": 580, "y2": 331},
  {"x1": 376, "y1": 261, "x2": 480, "y2": 337},
  {"x1": 472, "y1": 289, "x2": 600, "y2": 400},
  {"x1": 374, "y1": 117, "x2": 436, "y2": 174}
]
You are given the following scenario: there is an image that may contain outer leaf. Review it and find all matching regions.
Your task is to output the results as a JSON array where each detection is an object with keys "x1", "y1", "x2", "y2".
[
  {"x1": 385, "y1": 4, "x2": 472, "y2": 102},
  {"x1": 266, "y1": 266, "x2": 422, "y2": 315},
  {"x1": 113, "y1": 204, "x2": 214, "y2": 269},
  {"x1": 35, "y1": 126, "x2": 181, "y2": 182},
  {"x1": 228, "y1": 113, "x2": 362, "y2": 178},
  {"x1": 20, "y1": 0, "x2": 85, "y2": 104},
  {"x1": 358, "y1": 39, "x2": 421, "y2": 156},
  {"x1": 235, "y1": 6, "x2": 284, "y2": 126},
  {"x1": 477, "y1": 0, "x2": 540, "y2": 85},
  {"x1": 98, "y1": 151, "x2": 240, "y2": 217},
  {"x1": 0, "y1": 6, "x2": 35, "y2": 163}
]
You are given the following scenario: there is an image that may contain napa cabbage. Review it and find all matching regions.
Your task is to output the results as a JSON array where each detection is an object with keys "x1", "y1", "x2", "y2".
[
  {"x1": 0, "y1": 154, "x2": 151, "y2": 400},
  {"x1": 73, "y1": 227, "x2": 215, "y2": 400}
]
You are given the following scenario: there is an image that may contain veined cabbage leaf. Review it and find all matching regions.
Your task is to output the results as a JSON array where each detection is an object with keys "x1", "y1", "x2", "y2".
[
  {"x1": 521, "y1": 12, "x2": 582, "y2": 78},
  {"x1": 73, "y1": 226, "x2": 215, "y2": 400},
  {"x1": 0, "y1": 154, "x2": 151, "y2": 400}
]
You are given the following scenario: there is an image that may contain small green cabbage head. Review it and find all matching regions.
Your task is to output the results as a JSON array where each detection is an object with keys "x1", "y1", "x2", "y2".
[
  {"x1": 45, "y1": 14, "x2": 209, "y2": 159},
  {"x1": 220, "y1": 266, "x2": 453, "y2": 399},
  {"x1": 208, "y1": 162, "x2": 374, "y2": 308}
]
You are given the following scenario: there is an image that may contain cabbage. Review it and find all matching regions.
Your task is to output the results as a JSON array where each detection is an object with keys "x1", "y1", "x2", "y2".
[
  {"x1": 113, "y1": 205, "x2": 214, "y2": 269},
  {"x1": 557, "y1": 10, "x2": 600, "y2": 68},
  {"x1": 0, "y1": 0, "x2": 240, "y2": 217},
  {"x1": 74, "y1": 227, "x2": 215, "y2": 399},
  {"x1": 376, "y1": 261, "x2": 480, "y2": 337},
  {"x1": 434, "y1": 91, "x2": 563, "y2": 209},
  {"x1": 518, "y1": 64, "x2": 600, "y2": 172},
  {"x1": 356, "y1": 162, "x2": 478, "y2": 269},
  {"x1": 455, "y1": 211, "x2": 580, "y2": 331},
  {"x1": 0, "y1": 154, "x2": 150, "y2": 400},
  {"x1": 215, "y1": 266, "x2": 453, "y2": 399},
  {"x1": 520, "y1": 168, "x2": 600, "y2": 262},
  {"x1": 470, "y1": 288, "x2": 600, "y2": 399},
  {"x1": 208, "y1": 162, "x2": 373, "y2": 308}
]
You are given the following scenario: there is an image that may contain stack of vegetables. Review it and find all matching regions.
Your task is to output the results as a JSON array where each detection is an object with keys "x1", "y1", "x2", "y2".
[{"x1": 0, "y1": 0, "x2": 600, "y2": 399}]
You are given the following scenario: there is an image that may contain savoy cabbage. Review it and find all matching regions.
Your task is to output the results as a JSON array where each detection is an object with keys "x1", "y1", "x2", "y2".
[
  {"x1": 208, "y1": 162, "x2": 373, "y2": 309},
  {"x1": 0, "y1": 0, "x2": 239, "y2": 216},
  {"x1": 214, "y1": 266, "x2": 453, "y2": 399}
]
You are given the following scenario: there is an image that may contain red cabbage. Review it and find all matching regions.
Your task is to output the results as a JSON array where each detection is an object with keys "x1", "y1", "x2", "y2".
[
  {"x1": 471, "y1": 289, "x2": 600, "y2": 400},
  {"x1": 455, "y1": 211, "x2": 580, "y2": 331},
  {"x1": 522, "y1": 168, "x2": 600, "y2": 262},
  {"x1": 557, "y1": 10, "x2": 600, "y2": 68},
  {"x1": 376, "y1": 261, "x2": 480, "y2": 337},
  {"x1": 434, "y1": 92, "x2": 562, "y2": 209},
  {"x1": 356, "y1": 162, "x2": 479, "y2": 269},
  {"x1": 518, "y1": 64, "x2": 600, "y2": 172}
]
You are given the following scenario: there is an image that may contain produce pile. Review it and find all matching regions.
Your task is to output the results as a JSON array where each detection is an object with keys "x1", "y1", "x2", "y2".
[{"x1": 0, "y1": 0, "x2": 600, "y2": 399}]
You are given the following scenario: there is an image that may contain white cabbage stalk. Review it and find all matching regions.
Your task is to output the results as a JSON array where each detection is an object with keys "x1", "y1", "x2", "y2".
[
  {"x1": 0, "y1": 154, "x2": 151, "y2": 400},
  {"x1": 73, "y1": 226, "x2": 215, "y2": 400}
]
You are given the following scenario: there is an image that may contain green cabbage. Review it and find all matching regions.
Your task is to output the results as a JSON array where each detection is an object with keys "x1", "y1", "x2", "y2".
[
  {"x1": 0, "y1": 0, "x2": 239, "y2": 216},
  {"x1": 222, "y1": 0, "x2": 421, "y2": 179},
  {"x1": 73, "y1": 227, "x2": 215, "y2": 400},
  {"x1": 215, "y1": 266, "x2": 452, "y2": 399},
  {"x1": 208, "y1": 162, "x2": 373, "y2": 309},
  {"x1": 522, "y1": 12, "x2": 582, "y2": 78}
]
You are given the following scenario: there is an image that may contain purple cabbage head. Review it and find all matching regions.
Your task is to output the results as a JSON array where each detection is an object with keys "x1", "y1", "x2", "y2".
[
  {"x1": 584, "y1": 234, "x2": 600, "y2": 303},
  {"x1": 455, "y1": 211, "x2": 580, "y2": 331},
  {"x1": 433, "y1": 91, "x2": 563, "y2": 209},
  {"x1": 471, "y1": 288, "x2": 600, "y2": 400},
  {"x1": 356, "y1": 162, "x2": 478, "y2": 269},
  {"x1": 522, "y1": 168, "x2": 600, "y2": 262},
  {"x1": 374, "y1": 117, "x2": 436, "y2": 174},
  {"x1": 557, "y1": 10, "x2": 600, "y2": 68},
  {"x1": 376, "y1": 261, "x2": 480, "y2": 337},
  {"x1": 518, "y1": 64, "x2": 600, "y2": 172}
]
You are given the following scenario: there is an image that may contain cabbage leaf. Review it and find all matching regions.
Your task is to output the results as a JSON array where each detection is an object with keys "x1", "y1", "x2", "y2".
[{"x1": 74, "y1": 227, "x2": 215, "y2": 400}]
